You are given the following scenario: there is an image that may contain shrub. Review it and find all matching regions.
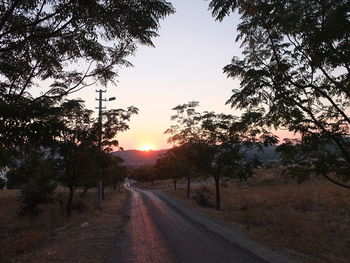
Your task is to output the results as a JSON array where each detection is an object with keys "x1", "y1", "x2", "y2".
[
  {"x1": 193, "y1": 187, "x2": 214, "y2": 207},
  {"x1": 8, "y1": 151, "x2": 58, "y2": 215},
  {"x1": 18, "y1": 175, "x2": 57, "y2": 215}
]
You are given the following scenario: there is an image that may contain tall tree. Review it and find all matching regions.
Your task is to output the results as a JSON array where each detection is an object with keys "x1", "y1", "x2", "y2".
[
  {"x1": 165, "y1": 102, "x2": 203, "y2": 198},
  {"x1": 0, "y1": 0, "x2": 174, "y2": 155},
  {"x1": 199, "y1": 111, "x2": 271, "y2": 210},
  {"x1": 58, "y1": 99, "x2": 137, "y2": 214},
  {"x1": 57, "y1": 100, "x2": 94, "y2": 214},
  {"x1": 209, "y1": 0, "x2": 350, "y2": 187}
]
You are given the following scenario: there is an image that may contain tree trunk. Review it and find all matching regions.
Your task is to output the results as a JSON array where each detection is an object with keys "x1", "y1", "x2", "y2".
[
  {"x1": 102, "y1": 183, "x2": 105, "y2": 200},
  {"x1": 186, "y1": 177, "x2": 191, "y2": 199},
  {"x1": 214, "y1": 176, "x2": 220, "y2": 210},
  {"x1": 173, "y1": 177, "x2": 177, "y2": 191},
  {"x1": 66, "y1": 184, "x2": 74, "y2": 215}
]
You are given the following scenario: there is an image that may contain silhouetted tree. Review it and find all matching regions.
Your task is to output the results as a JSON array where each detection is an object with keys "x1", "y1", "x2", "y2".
[
  {"x1": 199, "y1": 111, "x2": 277, "y2": 209},
  {"x1": 57, "y1": 100, "x2": 94, "y2": 214},
  {"x1": 0, "y1": 97, "x2": 64, "y2": 157},
  {"x1": 57, "y1": 100, "x2": 137, "y2": 214},
  {"x1": 101, "y1": 153, "x2": 127, "y2": 192},
  {"x1": 277, "y1": 137, "x2": 350, "y2": 187},
  {"x1": 166, "y1": 102, "x2": 203, "y2": 198},
  {"x1": 0, "y1": 0, "x2": 174, "y2": 165},
  {"x1": 167, "y1": 102, "x2": 277, "y2": 209},
  {"x1": 209, "y1": 0, "x2": 350, "y2": 187},
  {"x1": 130, "y1": 166, "x2": 157, "y2": 186},
  {"x1": 0, "y1": 0, "x2": 174, "y2": 99},
  {"x1": 156, "y1": 151, "x2": 179, "y2": 190}
]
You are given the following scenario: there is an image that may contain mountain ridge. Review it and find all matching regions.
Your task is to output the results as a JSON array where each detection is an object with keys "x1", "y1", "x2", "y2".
[
  {"x1": 112, "y1": 149, "x2": 168, "y2": 167},
  {"x1": 112, "y1": 145, "x2": 280, "y2": 167}
]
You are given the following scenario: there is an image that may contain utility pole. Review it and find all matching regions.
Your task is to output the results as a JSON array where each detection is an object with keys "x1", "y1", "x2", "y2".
[
  {"x1": 96, "y1": 89, "x2": 106, "y2": 210},
  {"x1": 95, "y1": 90, "x2": 116, "y2": 210}
]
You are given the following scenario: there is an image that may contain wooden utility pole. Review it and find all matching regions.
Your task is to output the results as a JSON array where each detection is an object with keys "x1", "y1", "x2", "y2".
[{"x1": 96, "y1": 89, "x2": 106, "y2": 210}]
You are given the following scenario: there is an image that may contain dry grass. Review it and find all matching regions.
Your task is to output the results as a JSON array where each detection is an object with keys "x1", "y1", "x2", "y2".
[
  {"x1": 135, "y1": 178, "x2": 188, "y2": 190},
  {"x1": 0, "y1": 187, "x2": 128, "y2": 263},
  {"x1": 166, "y1": 170, "x2": 350, "y2": 263}
]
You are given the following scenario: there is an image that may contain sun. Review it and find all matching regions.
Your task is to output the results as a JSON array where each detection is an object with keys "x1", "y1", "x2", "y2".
[{"x1": 140, "y1": 144, "x2": 153, "y2": 151}]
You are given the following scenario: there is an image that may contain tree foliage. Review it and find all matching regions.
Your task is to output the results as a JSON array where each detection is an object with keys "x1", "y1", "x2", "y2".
[
  {"x1": 6, "y1": 151, "x2": 58, "y2": 215},
  {"x1": 0, "y1": 0, "x2": 174, "y2": 99},
  {"x1": 277, "y1": 137, "x2": 350, "y2": 187},
  {"x1": 0, "y1": 0, "x2": 174, "y2": 153},
  {"x1": 209, "y1": 0, "x2": 350, "y2": 186},
  {"x1": 166, "y1": 102, "x2": 277, "y2": 209},
  {"x1": 3, "y1": 98, "x2": 137, "y2": 215},
  {"x1": 56, "y1": 99, "x2": 137, "y2": 213},
  {"x1": 0, "y1": 0, "x2": 173, "y2": 214}
]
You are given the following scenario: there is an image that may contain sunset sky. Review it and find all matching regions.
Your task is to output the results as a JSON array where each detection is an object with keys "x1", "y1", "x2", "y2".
[{"x1": 71, "y1": 0, "x2": 288, "y2": 150}]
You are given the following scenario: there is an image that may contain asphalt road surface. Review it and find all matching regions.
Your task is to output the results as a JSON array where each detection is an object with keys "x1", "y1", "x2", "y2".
[{"x1": 112, "y1": 185, "x2": 295, "y2": 263}]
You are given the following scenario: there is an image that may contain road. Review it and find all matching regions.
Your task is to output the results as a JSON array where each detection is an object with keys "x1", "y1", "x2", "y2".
[{"x1": 111, "y1": 185, "x2": 295, "y2": 263}]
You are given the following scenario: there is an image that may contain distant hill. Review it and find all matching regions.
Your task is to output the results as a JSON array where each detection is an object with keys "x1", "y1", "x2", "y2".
[
  {"x1": 246, "y1": 145, "x2": 280, "y2": 163},
  {"x1": 112, "y1": 149, "x2": 168, "y2": 167},
  {"x1": 113, "y1": 146, "x2": 279, "y2": 167}
]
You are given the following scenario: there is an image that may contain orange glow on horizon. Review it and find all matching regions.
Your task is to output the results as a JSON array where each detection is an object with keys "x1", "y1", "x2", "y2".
[{"x1": 139, "y1": 144, "x2": 154, "y2": 151}]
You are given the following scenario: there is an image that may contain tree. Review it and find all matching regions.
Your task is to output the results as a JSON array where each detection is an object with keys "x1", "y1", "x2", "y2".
[
  {"x1": 0, "y1": 96, "x2": 64, "y2": 154},
  {"x1": 199, "y1": 110, "x2": 276, "y2": 209},
  {"x1": 101, "y1": 153, "x2": 127, "y2": 192},
  {"x1": 156, "y1": 152, "x2": 177, "y2": 190},
  {"x1": 165, "y1": 102, "x2": 203, "y2": 198},
  {"x1": 276, "y1": 137, "x2": 350, "y2": 187},
  {"x1": 156, "y1": 148, "x2": 187, "y2": 191},
  {"x1": 57, "y1": 100, "x2": 94, "y2": 214},
  {"x1": 166, "y1": 102, "x2": 277, "y2": 209},
  {"x1": 130, "y1": 165, "x2": 157, "y2": 186},
  {"x1": 168, "y1": 144, "x2": 200, "y2": 197},
  {"x1": 0, "y1": 0, "x2": 174, "y2": 160},
  {"x1": 57, "y1": 99, "x2": 137, "y2": 214},
  {"x1": 209, "y1": 0, "x2": 350, "y2": 187},
  {"x1": 0, "y1": 0, "x2": 175, "y2": 100}
]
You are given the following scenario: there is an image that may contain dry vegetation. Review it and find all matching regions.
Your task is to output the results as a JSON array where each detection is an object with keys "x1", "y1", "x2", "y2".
[
  {"x1": 0, "y1": 187, "x2": 128, "y2": 263},
  {"x1": 135, "y1": 178, "x2": 185, "y2": 190},
  {"x1": 164, "y1": 168, "x2": 350, "y2": 263}
]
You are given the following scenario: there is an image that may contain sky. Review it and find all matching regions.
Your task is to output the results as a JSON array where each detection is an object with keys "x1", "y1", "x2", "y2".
[{"x1": 70, "y1": 0, "x2": 286, "y2": 150}]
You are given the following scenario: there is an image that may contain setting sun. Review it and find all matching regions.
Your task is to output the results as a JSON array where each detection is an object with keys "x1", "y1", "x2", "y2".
[{"x1": 140, "y1": 144, "x2": 154, "y2": 151}]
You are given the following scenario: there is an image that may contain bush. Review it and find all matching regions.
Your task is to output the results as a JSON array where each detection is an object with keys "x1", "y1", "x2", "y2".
[
  {"x1": 193, "y1": 187, "x2": 214, "y2": 207},
  {"x1": 8, "y1": 151, "x2": 58, "y2": 215},
  {"x1": 18, "y1": 175, "x2": 57, "y2": 215}
]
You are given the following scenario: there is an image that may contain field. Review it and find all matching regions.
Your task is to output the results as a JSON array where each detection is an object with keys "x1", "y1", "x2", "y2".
[
  {"x1": 0, "y1": 187, "x2": 128, "y2": 263},
  {"x1": 141, "y1": 169, "x2": 350, "y2": 263}
]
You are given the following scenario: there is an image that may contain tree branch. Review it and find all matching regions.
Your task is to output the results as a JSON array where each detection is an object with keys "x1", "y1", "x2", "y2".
[{"x1": 322, "y1": 172, "x2": 350, "y2": 189}]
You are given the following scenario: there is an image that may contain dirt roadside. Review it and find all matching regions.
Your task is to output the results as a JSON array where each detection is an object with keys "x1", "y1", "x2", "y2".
[
  {"x1": 0, "y1": 188, "x2": 128, "y2": 263},
  {"x1": 154, "y1": 178, "x2": 350, "y2": 263}
]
